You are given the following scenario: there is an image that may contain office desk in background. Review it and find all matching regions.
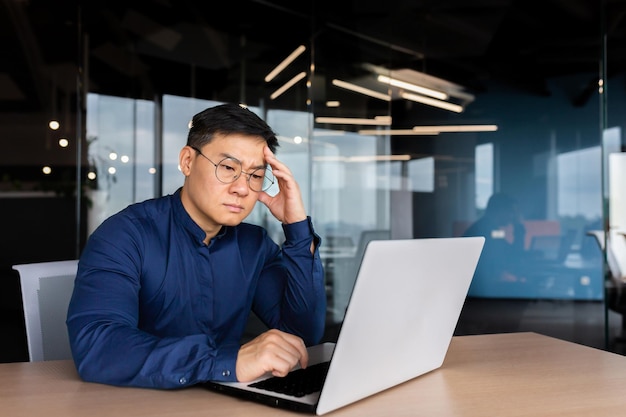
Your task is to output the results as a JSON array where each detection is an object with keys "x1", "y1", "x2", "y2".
[{"x1": 2, "y1": 332, "x2": 626, "y2": 417}]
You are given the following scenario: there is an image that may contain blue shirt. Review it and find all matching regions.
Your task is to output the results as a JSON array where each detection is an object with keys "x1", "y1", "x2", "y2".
[{"x1": 66, "y1": 188, "x2": 326, "y2": 389}]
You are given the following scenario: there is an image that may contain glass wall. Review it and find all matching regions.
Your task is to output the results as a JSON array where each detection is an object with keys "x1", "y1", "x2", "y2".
[
  {"x1": 85, "y1": 94, "x2": 156, "y2": 234},
  {"x1": 3, "y1": 1, "x2": 626, "y2": 360},
  {"x1": 603, "y1": 0, "x2": 626, "y2": 349}
]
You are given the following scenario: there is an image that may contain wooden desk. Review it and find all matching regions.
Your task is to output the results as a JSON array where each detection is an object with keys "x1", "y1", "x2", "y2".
[{"x1": 2, "y1": 332, "x2": 626, "y2": 416}]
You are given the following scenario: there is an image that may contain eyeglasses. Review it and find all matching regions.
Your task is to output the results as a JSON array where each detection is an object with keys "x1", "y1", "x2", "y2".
[{"x1": 191, "y1": 146, "x2": 275, "y2": 192}]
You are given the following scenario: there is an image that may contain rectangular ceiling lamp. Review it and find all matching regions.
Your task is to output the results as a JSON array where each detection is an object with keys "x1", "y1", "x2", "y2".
[
  {"x1": 314, "y1": 155, "x2": 411, "y2": 162},
  {"x1": 270, "y1": 71, "x2": 307, "y2": 100},
  {"x1": 265, "y1": 45, "x2": 306, "y2": 82},
  {"x1": 401, "y1": 92, "x2": 464, "y2": 113},
  {"x1": 412, "y1": 125, "x2": 498, "y2": 133},
  {"x1": 358, "y1": 129, "x2": 439, "y2": 136},
  {"x1": 315, "y1": 116, "x2": 392, "y2": 126},
  {"x1": 363, "y1": 64, "x2": 476, "y2": 104},
  {"x1": 348, "y1": 155, "x2": 412, "y2": 162},
  {"x1": 359, "y1": 126, "x2": 498, "y2": 136},
  {"x1": 332, "y1": 79, "x2": 391, "y2": 101},
  {"x1": 377, "y1": 75, "x2": 448, "y2": 100}
]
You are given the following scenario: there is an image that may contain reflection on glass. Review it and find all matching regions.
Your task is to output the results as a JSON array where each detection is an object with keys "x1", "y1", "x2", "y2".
[
  {"x1": 463, "y1": 193, "x2": 528, "y2": 297},
  {"x1": 408, "y1": 157, "x2": 434, "y2": 192},
  {"x1": 462, "y1": 147, "x2": 604, "y2": 301},
  {"x1": 85, "y1": 93, "x2": 156, "y2": 235},
  {"x1": 475, "y1": 143, "x2": 494, "y2": 209},
  {"x1": 311, "y1": 129, "x2": 392, "y2": 322}
]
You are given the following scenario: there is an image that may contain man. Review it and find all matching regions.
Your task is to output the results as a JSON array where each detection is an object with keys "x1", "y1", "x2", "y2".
[
  {"x1": 66, "y1": 103, "x2": 326, "y2": 389},
  {"x1": 463, "y1": 193, "x2": 527, "y2": 294}
]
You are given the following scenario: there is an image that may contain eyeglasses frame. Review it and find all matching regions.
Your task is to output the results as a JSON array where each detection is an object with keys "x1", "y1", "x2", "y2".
[{"x1": 190, "y1": 146, "x2": 274, "y2": 192}]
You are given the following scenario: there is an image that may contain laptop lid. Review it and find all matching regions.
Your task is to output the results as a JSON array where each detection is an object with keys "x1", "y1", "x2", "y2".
[
  {"x1": 203, "y1": 236, "x2": 484, "y2": 415},
  {"x1": 316, "y1": 236, "x2": 483, "y2": 414}
]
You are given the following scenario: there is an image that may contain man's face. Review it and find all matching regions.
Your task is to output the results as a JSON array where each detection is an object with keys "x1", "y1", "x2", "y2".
[{"x1": 180, "y1": 133, "x2": 267, "y2": 237}]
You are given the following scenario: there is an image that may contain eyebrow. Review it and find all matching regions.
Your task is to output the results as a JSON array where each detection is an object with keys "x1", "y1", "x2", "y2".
[{"x1": 219, "y1": 152, "x2": 267, "y2": 170}]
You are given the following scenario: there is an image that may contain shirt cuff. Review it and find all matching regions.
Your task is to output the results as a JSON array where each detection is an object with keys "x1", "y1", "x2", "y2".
[
  {"x1": 210, "y1": 345, "x2": 239, "y2": 382},
  {"x1": 282, "y1": 216, "x2": 317, "y2": 243}
]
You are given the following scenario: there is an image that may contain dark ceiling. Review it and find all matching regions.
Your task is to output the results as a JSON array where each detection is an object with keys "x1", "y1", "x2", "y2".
[{"x1": 2, "y1": 0, "x2": 626, "y2": 116}]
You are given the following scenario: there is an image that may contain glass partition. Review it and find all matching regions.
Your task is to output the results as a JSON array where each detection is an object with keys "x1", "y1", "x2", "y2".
[
  {"x1": 69, "y1": 1, "x2": 617, "y2": 344},
  {"x1": 4, "y1": 1, "x2": 625, "y2": 360},
  {"x1": 603, "y1": 4, "x2": 626, "y2": 350},
  {"x1": 85, "y1": 94, "x2": 156, "y2": 234}
]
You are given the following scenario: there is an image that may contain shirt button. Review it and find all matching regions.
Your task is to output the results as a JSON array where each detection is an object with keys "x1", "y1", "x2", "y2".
[
  {"x1": 179, "y1": 377, "x2": 187, "y2": 385},
  {"x1": 222, "y1": 370, "x2": 231, "y2": 377}
]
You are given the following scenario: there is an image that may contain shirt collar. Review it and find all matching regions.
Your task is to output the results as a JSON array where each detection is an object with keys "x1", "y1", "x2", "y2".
[{"x1": 172, "y1": 187, "x2": 229, "y2": 245}]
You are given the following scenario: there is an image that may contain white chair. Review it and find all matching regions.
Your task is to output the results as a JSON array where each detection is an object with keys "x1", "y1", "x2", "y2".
[
  {"x1": 588, "y1": 229, "x2": 626, "y2": 281},
  {"x1": 611, "y1": 230, "x2": 626, "y2": 282},
  {"x1": 12, "y1": 260, "x2": 78, "y2": 361},
  {"x1": 588, "y1": 230, "x2": 626, "y2": 339}
]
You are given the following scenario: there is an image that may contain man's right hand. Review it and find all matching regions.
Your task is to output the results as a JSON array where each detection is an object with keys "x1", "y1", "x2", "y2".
[{"x1": 235, "y1": 329, "x2": 309, "y2": 382}]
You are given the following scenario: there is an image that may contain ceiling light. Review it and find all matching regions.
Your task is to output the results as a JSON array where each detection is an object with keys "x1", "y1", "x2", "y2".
[
  {"x1": 358, "y1": 129, "x2": 439, "y2": 136},
  {"x1": 412, "y1": 125, "x2": 498, "y2": 133},
  {"x1": 358, "y1": 125, "x2": 498, "y2": 136},
  {"x1": 349, "y1": 155, "x2": 412, "y2": 162},
  {"x1": 313, "y1": 155, "x2": 411, "y2": 162},
  {"x1": 401, "y1": 92, "x2": 464, "y2": 113},
  {"x1": 332, "y1": 79, "x2": 391, "y2": 101},
  {"x1": 377, "y1": 75, "x2": 448, "y2": 100},
  {"x1": 313, "y1": 129, "x2": 347, "y2": 136},
  {"x1": 265, "y1": 45, "x2": 306, "y2": 82},
  {"x1": 270, "y1": 71, "x2": 307, "y2": 100},
  {"x1": 315, "y1": 116, "x2": 392, "y2": 126},
  {"x1": 365, "y1": 64, "x2": 475, "y2": 101}
]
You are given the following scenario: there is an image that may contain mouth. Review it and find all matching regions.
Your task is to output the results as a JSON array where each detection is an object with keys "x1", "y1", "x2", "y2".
[{"x1": 224, "y1": 203, "x2": 244, "y2": 213}]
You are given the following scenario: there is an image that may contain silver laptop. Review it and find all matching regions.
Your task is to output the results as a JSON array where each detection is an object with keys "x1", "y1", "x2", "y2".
[{"x1": 203, "y1": 236, "x2": 485, "y2": 415}]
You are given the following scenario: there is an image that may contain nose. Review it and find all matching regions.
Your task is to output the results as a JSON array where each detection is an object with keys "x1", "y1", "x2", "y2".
[{"x1": 229, "y1": 172, "x2": 250, "y2": 195}]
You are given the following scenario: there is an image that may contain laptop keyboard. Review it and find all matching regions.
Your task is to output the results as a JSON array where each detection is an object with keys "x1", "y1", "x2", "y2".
[{"x1": 248, "y1": 361, "x2": 330, "y2": 397}]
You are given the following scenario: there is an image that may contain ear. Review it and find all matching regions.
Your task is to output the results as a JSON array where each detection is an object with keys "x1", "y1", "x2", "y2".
[{"x1": 179, "y1": 146, "x2": 194, "y2": 177}]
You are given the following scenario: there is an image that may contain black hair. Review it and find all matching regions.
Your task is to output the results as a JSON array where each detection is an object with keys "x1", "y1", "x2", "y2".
[
  {"x1": 485, "y1": 193, "x2": 516, "y2": 216},
  {"x1": 186, "y1": 103, "x2": 279, "y2": 153}
]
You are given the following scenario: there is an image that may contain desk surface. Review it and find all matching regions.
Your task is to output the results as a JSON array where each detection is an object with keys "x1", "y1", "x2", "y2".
[{"x1": 2, "y1": 332, "x2": 626, "y2": 416}]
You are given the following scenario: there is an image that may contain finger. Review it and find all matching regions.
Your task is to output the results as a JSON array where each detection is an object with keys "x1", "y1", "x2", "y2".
[
  {"x1": 257, "y1": 190, "x2": 271, "y2": 205},
  {"x1": 268, "y1": 355, "x2": 297, "y2": 377},
  {"x1": 263, "y1": 145, "x2": 276, "y2": 161},
  {"x1": 264, "y1": 147, "x2": 293, "y2": 176},
  {"x1": 237, "y1": 334, "x2": 298, "y2": 381},
  {"x1": 279, "y1": 332, "x2": 309, "y2": 369},
  {"x1": 271, "y1": 168, "x2": 299, "y2": 193},
  {"x1": 264, "y1": 330, "x2": 308, "y2": 367},
  {"x1": 263, "y1": 147, "x2": 300, "y2": 191}
]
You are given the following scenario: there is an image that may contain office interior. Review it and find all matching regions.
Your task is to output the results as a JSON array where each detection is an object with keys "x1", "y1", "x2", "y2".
[{"x1": 2, "y1": 0, "x2": 626, "y2": 362}]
